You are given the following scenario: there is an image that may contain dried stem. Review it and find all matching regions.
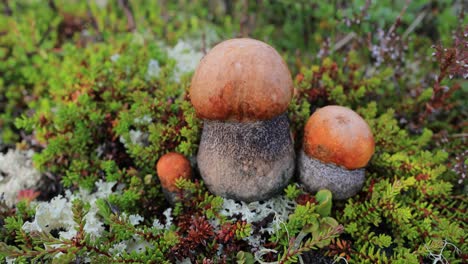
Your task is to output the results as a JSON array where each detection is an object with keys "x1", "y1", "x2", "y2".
[
  {"x1": 118, "y1": 0, "x2": 136, "y2": 32},
  {"x1": 86, "y1": 0, "x2": 102, "y2": 41},
  {"x1": 2, "y1": 0, "x2": 12, "y2": 16}
]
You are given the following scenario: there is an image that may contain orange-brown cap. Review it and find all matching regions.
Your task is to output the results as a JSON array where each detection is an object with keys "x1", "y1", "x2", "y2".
[
  {"x1": 190, "y1": 38, "x2": 293, "y2": 122},
  {"x1": 156, "y1": 152, "x2": 192, "y2": 192},
  {"x1": 303, "y1": 105, "x2": 375, "y2": 170}
]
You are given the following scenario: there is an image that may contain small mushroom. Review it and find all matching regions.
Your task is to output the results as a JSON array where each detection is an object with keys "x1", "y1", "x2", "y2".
[
  {"x1": 156, "y1": 152, "x2": 192, "y2": 203},
  {"x1": 190, "y1": 38, "x2": 295, "y2": 202},
  {"x1": 298, "y1": 105, "x2": 375, "y2": 200}
]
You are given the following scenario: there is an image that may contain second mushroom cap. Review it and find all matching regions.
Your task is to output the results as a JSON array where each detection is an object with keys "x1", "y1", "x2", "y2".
[{"x1": 303, "y1": 105, "x2": 375, "y2": 170}]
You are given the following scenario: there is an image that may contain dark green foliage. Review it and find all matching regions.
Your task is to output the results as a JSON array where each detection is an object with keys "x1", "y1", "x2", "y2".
[{"x1": 0, "y1": 0, "x2": 466, "y2": 263}]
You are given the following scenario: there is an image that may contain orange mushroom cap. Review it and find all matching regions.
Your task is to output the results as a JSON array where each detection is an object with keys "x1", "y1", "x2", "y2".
[
  {"x1": 156, "y1": 152, "x2": 192, "y2": 192},
  {"x1": 190, "y1": 38, "x2": 293, "y2": 122},
  {"x1": 303, "y1": 105, "x2": 375, "y2": 170}
]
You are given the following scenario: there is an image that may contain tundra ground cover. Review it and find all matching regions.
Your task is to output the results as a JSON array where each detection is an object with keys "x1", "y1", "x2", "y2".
[{"x1": 0, "y1": 1, "x2": 466, "y2": 263}]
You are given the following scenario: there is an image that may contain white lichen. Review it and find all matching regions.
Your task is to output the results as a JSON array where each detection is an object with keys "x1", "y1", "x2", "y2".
[
  {"x1": 152, "y1": 218, "x2": 165, "y2": 229},
  {"x1": 129, "y1": 214, "x2": 144, "y2": 226},
  {"x1": 146, "y1": 59, "x2": 161, "y2": 80},
  {"x1": 152, "y1": 208, "x2": 173, "y2": 230},
  {"x1": 163, "y1": 208, "x2": 173, "y2": 229},
  {"x1": 220, "y1": 194, "x2": 297, "y2": 249},
  {"x1": 221, "y1": 195, "x2": 295, "y2": 232},
  {"x1": 167, "y1": 41, "x2": 203, "y2": 82},
  {"x1": 22, "y1": 180, "x2": 116, "y2": 241},
  {"x1": 110, "y1": 53, "x2": 120, "y2": 62},
  {"x1": 425, "y1": 239, "x2": 461, "y2": 264},
  {"x1": 119, "y1": 129, "x2": 149, "y2": 148},
  {"x1": 84, "y1": 205, "x2": 105, "y2": 238},
  {"x1": 22, "y1": 195, "x2": 74, "y2": 234},
  {"x1": 109, "y1": 241, "x2": 127, "y2": 257},
  {"x1": 0, "y1": 149, "x2": 42, "y2": 207},
  {"x1": 134, "y1": 115, "x2": 153, "y2": 125},
  {"x1": 129, "y1": 130, "x2": 148, "y2": 145},
  {"x1": 94, "y1": 0, "x2": 108, "y2": 8},
  {"x1": 125, "y1": 234, "x2": 154, "y2": 254}
]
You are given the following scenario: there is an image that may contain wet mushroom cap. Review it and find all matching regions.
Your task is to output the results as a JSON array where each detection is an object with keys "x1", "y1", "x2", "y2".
[
  {"x1": 190, "y1": 38, "x2": 293, "y2": 122},
  {"x1": 156, "y1": 152, "x2": 192, "y2": 192},
  {"x1": 303, "y1": 105, "x2": 375, "y2": 170}
]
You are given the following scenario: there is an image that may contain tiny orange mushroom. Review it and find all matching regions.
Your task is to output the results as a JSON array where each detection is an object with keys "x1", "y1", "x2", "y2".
[{"x1": 156, "y1": 152, "x2": 192, "y2": 192}]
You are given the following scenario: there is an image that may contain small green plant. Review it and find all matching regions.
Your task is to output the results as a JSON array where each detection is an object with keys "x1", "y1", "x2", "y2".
[{"x1": 253, "y1": 189, "x2": 342, "y2": 264}]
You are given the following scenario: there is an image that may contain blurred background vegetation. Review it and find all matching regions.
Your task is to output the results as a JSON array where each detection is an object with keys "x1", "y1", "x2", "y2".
[{"x1": 1, "y1": 0, "x2": 466, "y2": 145}]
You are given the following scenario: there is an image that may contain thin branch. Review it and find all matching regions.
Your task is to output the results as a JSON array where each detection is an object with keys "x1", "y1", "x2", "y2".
[
  {"x1": 2, "y1": 0, "x2": 12, "y2": 16},
  {"x1": 301, "y1": 1, "x2": 309, "y2": 48},
  {"x1": 36, "y1": 24, "x2": 54, "y2": 47},
  {"x1": 201, "y1": 32, "x2": 207, "y2": 55},
  {"x1": 449, "y1": 133, "x2": 468, "y2": 138},
  {"x1": 386, "y1": 0, "x2": 412, "y2": 37},
  {"x1": 333, "y1": 32, "x2": 356, "y2": 52},
  {"x1": 24, "y1": 0, "x2": 59, "y2": 56},
  {"x1": 86, "y1": 0, "x2": 103, "y2": 41},
  {"x1": 118, "y1": 0, "x2": 136, "y2": 32},
  {"x1": 402, "y1": 11, "x2": 426, "y2": 39},
  {"x1": 48, "y1": 0, "x2": 57, "y2": 13}
]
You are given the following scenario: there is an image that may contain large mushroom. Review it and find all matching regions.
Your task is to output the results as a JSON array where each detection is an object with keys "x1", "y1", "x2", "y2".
[
  {"x1": 298, "y1": 105, "x2": 375, "y2": 200},
  {"x1": 190, "y1": 38, "x2": 295, "y2": 202}
]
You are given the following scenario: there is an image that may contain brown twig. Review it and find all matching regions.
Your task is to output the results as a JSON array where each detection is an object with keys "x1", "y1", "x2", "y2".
[
  {"x1": 118, "y1": 0, "x2": 136, "y2": 32},
  {"x1": 333, "y1": 32, "x2": 356, "y2": 52},
  {"x1": 239, "y1": 0, "x2": 249, "y2": 37},
  {"x1": 36, "y1": 24, "x2": 54, "y2": 48},
  {"x1": 301, "y1": 1, "x2": 309, "y2": 48},
  {"x1": 48, "y1": 0, "x2": 57, "y2": 13},
  {"x1": 386, "y1": 0, "x2": 412, "y2": 38},
  {"x1": 86, "y1": 0, "x2": 103, "y2": 41},
  {"x1": 201, "y1": 32, "x2": 207, "y2": 55},
  {"x1": 2, "y1": 0, "x2": 12, "y2": 16},
  {"x1": 402, "y1": 11, "x2": 427, "y2": 39}
]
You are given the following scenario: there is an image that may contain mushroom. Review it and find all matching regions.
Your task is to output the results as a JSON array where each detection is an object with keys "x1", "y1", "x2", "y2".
[
  {"x1": 156, "y1": 152, "x2": 192, "y2": 203},
  {"x1": 298, "y1": 105, "x2": 375, "y2": 200},
  {"x1": 190, "y1": 38, "x2": 295, "y2": 202}
]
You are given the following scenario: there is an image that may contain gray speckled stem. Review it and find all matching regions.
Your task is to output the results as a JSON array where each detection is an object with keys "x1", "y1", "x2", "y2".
[
  {"x1": 197, "y1": 114, "x2": 295, "y2": 202},
  {"x1": 298, "y1": 150, "x2": 365, "y2": 200},
  {"x1": 162, "y1": 188, "x2": 177, "y2": 205}
]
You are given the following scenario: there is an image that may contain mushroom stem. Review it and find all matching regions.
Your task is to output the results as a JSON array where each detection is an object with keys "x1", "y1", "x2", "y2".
[
  {"x1": 197, "y1": 113, "x2": 295, "y2": 202},
  {"x1": 298, "y1": 150, "x2": 365, "y2": 200},
  {"x1": 162, "y1": 188, "x2": 178, "y2": 205}
]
